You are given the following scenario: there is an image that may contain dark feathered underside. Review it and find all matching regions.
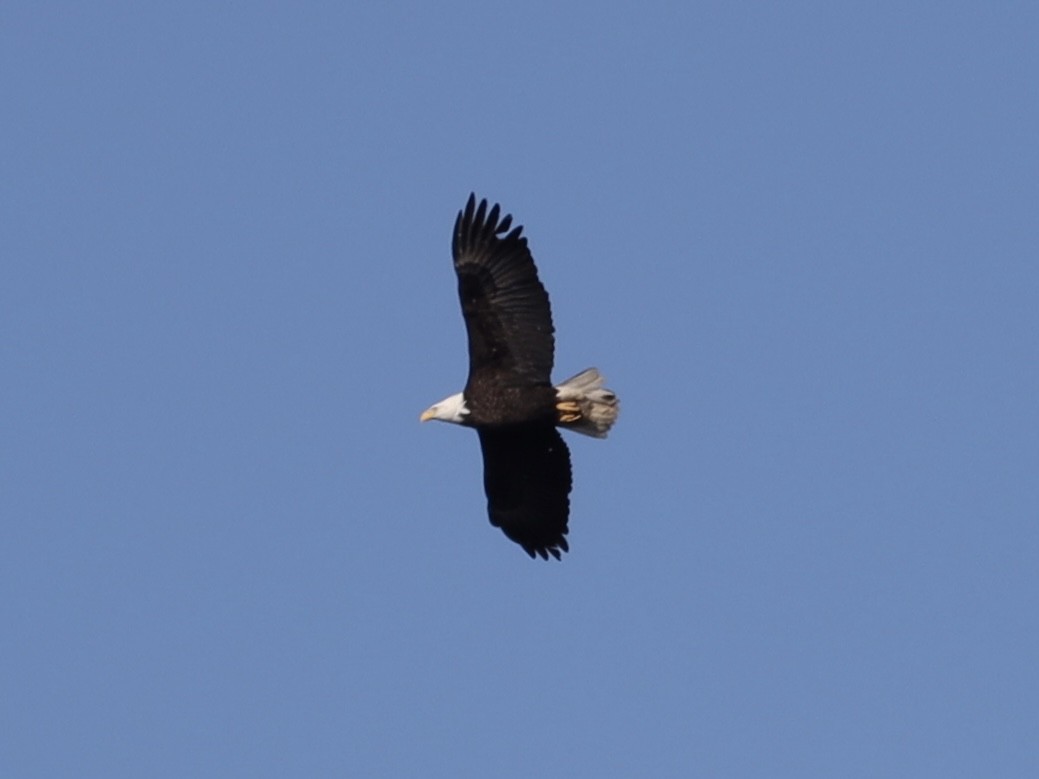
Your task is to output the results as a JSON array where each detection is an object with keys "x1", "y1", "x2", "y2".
[
  {"x1": 478, "y1": 424, "x2": 572, "y2": 560},
  {"x1": 449, "y1": 194, "x2": 573, "y2": 560}
]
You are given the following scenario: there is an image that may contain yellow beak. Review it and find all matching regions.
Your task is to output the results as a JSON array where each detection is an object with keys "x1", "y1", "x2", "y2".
[{"x1": 419, "y1": 409, "x2": 436, "y2": 422}]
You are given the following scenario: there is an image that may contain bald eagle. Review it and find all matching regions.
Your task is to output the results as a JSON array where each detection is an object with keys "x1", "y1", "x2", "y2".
[{"x1": 421, "y1": 194, "x2": 619, "y2": 560}]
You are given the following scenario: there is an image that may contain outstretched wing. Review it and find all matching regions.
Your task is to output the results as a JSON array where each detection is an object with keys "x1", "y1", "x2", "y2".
[
  {"x1": 453, "y1": 194, "x2": 555, "y2": 387},
  {"x1": 477, "y1": 424, "x2": 572, "y2": 560}
]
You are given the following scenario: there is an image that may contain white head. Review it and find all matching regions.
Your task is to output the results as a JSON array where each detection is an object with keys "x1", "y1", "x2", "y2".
[{"x1": 419, "y1": 392, "x2": 469, "y2": 425}]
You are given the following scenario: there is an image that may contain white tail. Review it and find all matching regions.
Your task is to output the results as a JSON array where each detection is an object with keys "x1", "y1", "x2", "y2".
[{"x1": 554, "y1": 368, "x2": 619, "y2": 438}]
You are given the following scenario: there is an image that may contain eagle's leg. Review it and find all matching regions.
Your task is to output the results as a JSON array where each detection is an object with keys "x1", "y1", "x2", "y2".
[{"x1": 556, "y1": 400, "x2": 582, "y2": 424}]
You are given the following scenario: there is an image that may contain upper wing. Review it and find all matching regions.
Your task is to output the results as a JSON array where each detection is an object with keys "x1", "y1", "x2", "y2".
[
  {"x1": 453, "y1": 194, "x2": 555, "y2": 386},
  {"x1": 477, "y1": 424, "x2": 572, "y2": 560}
]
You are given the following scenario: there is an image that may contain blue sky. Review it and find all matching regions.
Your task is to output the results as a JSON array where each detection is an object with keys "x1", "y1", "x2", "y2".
[{"x1": 3, "y1": 3, "x2": 1037, "y2": 776}]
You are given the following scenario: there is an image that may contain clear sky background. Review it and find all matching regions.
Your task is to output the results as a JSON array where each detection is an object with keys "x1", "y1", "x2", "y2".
[{"x1": 3, "y1": 3, "x2": 1037, "y2": 777}]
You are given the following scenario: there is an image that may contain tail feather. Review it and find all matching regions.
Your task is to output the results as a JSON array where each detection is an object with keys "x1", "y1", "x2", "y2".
[{"x1": 555, "y1": 368, "x2": 619, "y2": 438}]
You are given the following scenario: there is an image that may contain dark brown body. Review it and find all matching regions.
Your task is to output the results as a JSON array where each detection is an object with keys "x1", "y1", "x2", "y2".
[{"x1": 462, "y1": 381, "x2": 557, "y2": 429}]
